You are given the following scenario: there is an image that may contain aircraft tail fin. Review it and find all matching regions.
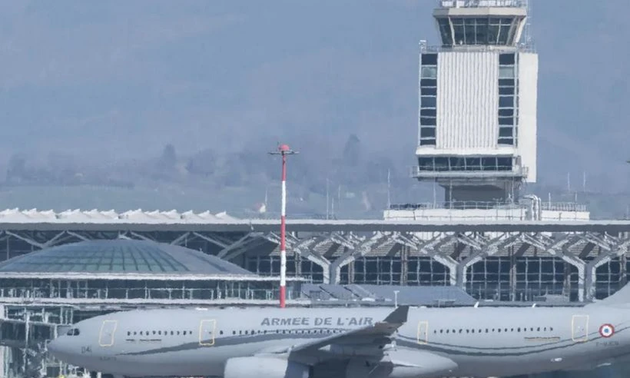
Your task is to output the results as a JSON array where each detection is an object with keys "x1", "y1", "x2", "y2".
[{"x1": 591, "y1": 282, "x2": 630, "y2": 306}]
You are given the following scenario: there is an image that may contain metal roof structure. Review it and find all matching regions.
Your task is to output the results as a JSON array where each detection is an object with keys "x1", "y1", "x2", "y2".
[
  {"x1": 301, "y1": 283, "x2": 476, "y2": 306},
  {"x1": 0, "y1": 209, "x2": 628, "y2": 233},
  {"x1": 0, "y1": 239, "x2": 254, "y2": 277}
]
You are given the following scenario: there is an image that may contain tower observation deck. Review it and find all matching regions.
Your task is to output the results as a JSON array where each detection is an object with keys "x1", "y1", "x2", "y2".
[{"x1": 415, "y1": 0, "x2": 536, "y2": 206}]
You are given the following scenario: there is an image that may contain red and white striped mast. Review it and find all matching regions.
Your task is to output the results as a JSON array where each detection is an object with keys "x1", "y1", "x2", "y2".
[{"x1": 269, "y1": 144, "x2": 297, "y2": 308}]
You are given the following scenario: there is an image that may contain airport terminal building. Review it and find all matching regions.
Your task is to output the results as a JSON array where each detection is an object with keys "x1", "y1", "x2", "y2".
[{"x1": 0, "y1": 233, "x2": 476, "y2": 378}]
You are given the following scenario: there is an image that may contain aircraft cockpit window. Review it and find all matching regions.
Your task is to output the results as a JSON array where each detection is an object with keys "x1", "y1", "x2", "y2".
[{"x1": 66, "y1": 328, "x2": 80, "y2": 336}]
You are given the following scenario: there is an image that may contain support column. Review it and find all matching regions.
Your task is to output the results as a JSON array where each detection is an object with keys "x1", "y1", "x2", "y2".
[
  {"x1": 328, "y1": 233, "x2": 388, "y2": 285},
  {"x1": 509, "y1": 246, "x2": 517, "y2": 302},
  {"x1": 555, "y1": 257, "x2": 586, "y2": 302},
  {"x1": 621, "y1": 253, "x2": 628, "y2": 288},
  {"x1": 456, "y1": 234, "x2": 518, "y2": 289},
  {"x1": 584, "y1": 248, "x2": 614, "y2": 301},
  {"x1": 432, "y1": 254, "x2": 457, "y2": 286},
  {"x1": 401, "y1": 246, "x2": 408, "y2": 286},
  {"x1": 293, "y1": 237, "x2": 332, "y2": 284}
]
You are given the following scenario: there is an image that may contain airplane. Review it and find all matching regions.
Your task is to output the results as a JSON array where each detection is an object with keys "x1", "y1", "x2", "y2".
[{"x1": 47, "y1": 284, "x2": 630, "y2": 378}]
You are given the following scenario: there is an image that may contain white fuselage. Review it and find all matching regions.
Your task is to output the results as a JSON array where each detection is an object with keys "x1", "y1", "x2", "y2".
[{"x1": 48, "y1": 305, "x2": 630, "y2": 377}]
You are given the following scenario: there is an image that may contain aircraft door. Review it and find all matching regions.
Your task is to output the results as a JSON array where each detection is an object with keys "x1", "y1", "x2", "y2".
[
  {"x1": 417, "y1": 321, "x2": 429, "y2": 344},
  {"x1": 571, "y1": 315, "x2": 589, "y2": 342},
  {"x1": 199, "y1": 319, "x2": 216, "y2": 346},
  {"x1": 98, "y1": 320, "x2": 117, "y2": 347}
]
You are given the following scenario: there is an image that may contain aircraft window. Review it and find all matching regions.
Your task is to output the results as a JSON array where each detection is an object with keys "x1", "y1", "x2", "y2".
[
  {"x1": 537, "y1": 327, "x2": 540, "y2": 331},
  {"x1": 446, "y1": 330, "x2": 449, "y2": 334},
  {"x1": 133, "y1": 331, "x2": 137, "y2": 335},
  {"x1": 478, "y1": 329, "x2": 482, "y2": 333},
  {"x1": 544, "y1": 327, "x2": 547, "y2": 331},
  {"x1": 158, "y1": 331, "x2": 161, "y2": 335},
  {"x1": 66, "y1": 329, "x2": 80, "y2": 336},
  {"x1": 440, "y1": 330, "x2": 443, "y2": 333},
  {"x1": 170, "y1": 331, "x2": 174, "y2": 335},
  {"x1": 550, "y1": 327, "x2": 554, "y2": 331},
  {"x1": 485, "y1": 329, "x2": 488, "y2": 333},
  {"x1": 220, "y1": 331, "x2": 223, "y2": 335},
  {"x1": 517, "y1": 328, "x2": 521, "y2": 332},
  {"x1": 232, "y1": 331, "x2": 235, "y2": 335},
  {"x1": 498, "y1": 329, "x2": 501, "y2": 333},
  {"x1": 245, "y1": 330, "x2": 248, "y2": 335},
  {"x1": 504, "y1": 328, "x2": 508, "y2": 332},
  {"x1": 127, "y1": 331, "x2": 131, "y2": 336},
  {"x1": 492, "y1": 329, "x2": 495, "y2": 332},
  {"x1": 510, "y1": 328, "x2": 514, "y2": 332}
]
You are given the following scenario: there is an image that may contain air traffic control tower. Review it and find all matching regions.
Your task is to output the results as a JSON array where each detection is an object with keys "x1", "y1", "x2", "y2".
[{"x1": 386, "y1": 0, "x2": 589, "y2": 221}]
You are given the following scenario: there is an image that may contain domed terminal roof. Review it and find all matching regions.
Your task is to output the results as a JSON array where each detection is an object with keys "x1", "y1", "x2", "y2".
[{"x1": 0, "y1": 239, "x2": 254, "y2": 276}]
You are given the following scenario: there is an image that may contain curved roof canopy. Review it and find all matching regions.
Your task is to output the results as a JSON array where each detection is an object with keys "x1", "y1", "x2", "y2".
[{"x1": 0, "y1": 239, "x2": 254, "y2": 276}]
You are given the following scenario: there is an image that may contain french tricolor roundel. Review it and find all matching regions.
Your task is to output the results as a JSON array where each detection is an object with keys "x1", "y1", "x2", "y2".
[{"x1": 599, "y1": 324, "x2": 615, "y2": 338}]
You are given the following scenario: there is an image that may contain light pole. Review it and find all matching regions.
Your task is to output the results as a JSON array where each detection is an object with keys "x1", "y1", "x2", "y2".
[{"x1": 269, "y1": 144, "x2": 297, "y2": 308}]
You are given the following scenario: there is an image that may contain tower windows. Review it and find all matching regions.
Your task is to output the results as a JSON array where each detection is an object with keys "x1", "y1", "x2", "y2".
[
  {"x1": 420, "y1": 54, "x2": 438, "y2": 146},
  {"x1": 417, "y1": 156, "x2": 513, "y2": 172},
  {"x1": 437, "y1": 18, "x2": 453, "y2": 47},
  {"x1": 498, "y1": 53, "x2": 518, "y2": 146},
  {"x1": 422, "y1": 54, "x2": 438, "y2": 65},
  {"x1": 446, "y1": 17, "x2": 516, "y2": 46}
]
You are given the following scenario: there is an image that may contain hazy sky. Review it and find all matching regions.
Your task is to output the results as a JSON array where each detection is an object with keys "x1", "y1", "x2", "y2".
[{"x1": 0, "y1": 0, "x2": 628, "y2": 190}]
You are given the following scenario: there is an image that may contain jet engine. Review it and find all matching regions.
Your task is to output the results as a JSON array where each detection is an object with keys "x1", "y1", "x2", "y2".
[
  {"x1": 224, "y1": 356, "x2": 310, "y2": 378},
  {"x1": 345, "y1": 349, "x2": 458, "y2": 378}
]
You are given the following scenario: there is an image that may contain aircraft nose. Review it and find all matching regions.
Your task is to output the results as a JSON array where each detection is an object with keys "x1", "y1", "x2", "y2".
[
  {"x1": 47, "y1": 337, "x2": 70, "y2": 359},
  {"x1": 47, "y1": 338, "x2": 61, "y2": 355}
]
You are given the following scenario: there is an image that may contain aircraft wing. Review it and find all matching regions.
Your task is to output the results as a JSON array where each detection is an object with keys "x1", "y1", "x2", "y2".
[{"x1": 283, "y1": 306, "x2": 409, "y2": 363}]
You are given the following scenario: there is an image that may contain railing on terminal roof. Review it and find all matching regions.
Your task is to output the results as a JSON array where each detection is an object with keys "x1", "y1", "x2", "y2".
[
  {"x1": 540, "y1": 202, "x2": 588, "y2": 212},
  {"x1": 388, "y1": 201, "x2": 588, "y2": 212},
  {"x1": 438, "y1": 0, "x2": 527, "y2": 8},
  {"x1": 389, "y1": 201, "x2": 522, "y2": 211}
]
